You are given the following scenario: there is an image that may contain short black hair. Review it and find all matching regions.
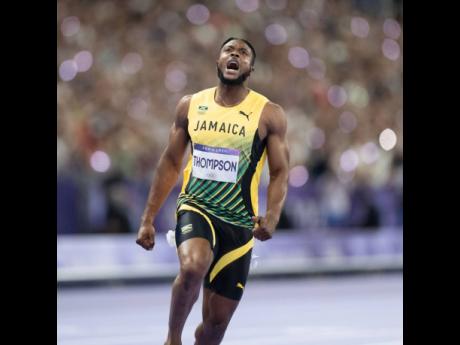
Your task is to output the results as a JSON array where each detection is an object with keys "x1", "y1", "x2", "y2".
[{"x1": 220, "y1": 37, "x2": 256, "y2": 66}]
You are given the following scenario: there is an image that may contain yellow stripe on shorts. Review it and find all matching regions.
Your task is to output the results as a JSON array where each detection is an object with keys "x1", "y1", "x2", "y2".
[
  {"x1": 178, "y1": 204, "x2": 216, "y2": 248},
  {"x1": 209, "y1": 237, "x2": 254, "y2": 283}
]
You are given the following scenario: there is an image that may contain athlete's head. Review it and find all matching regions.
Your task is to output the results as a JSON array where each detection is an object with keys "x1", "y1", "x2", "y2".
[{"x1": 216, "y1": 37, "x2": 256, "y2": 86}]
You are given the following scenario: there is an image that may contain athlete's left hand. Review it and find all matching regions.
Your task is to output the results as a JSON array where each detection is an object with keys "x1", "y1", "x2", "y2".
[{"x1": 251, "y1": 215, "x2": 277, "y2": 241}]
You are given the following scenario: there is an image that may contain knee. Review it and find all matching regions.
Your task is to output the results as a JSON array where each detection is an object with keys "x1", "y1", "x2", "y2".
[{"x1": 179, "y1": 258, "x2": 209, "y2": 285}]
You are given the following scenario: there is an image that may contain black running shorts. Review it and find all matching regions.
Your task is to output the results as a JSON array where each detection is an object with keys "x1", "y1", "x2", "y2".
[{"x1": 175, "y1": 204, "x2": 254, "y2": 301}]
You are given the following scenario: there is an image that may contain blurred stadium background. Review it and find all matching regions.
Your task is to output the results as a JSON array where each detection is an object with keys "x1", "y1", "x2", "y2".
[{"x1": 57, "y1": 0, "x2": 403, "y2": 344}]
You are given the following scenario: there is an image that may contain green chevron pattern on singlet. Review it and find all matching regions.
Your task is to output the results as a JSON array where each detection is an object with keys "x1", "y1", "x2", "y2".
[{"x1": 177, "y1": 134, "x2": 255, "y2": 228}]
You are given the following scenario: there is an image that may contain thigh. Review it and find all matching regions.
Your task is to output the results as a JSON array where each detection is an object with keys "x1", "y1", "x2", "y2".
[
  {"x1": 177, "y1": 237, "x2": 214, "y2": 272},
  {"x1": 202, "y1": 287, "x2": 239, "y2": 324},
  {"x1": 204, "y1": 219, "x2": 254, "y2": 301},
  {"x1": 175, "y1": 210, "x2": 216, "y2": 271},
  {"x1": 204, "y1": 247, "x2": 252, "y2": 301},
  {"x1": 175, "y1": 210, "x2": 216, "y2": 252}
]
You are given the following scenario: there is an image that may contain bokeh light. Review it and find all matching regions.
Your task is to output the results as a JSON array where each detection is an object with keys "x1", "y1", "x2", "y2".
[
  {"x1": 289, "y1": 165, "x2": 309, "y2": 187},
  {"x1": 383, "y1": 18, "x2": 401, "y2": 39},
  {"x1": 382, "y1": 39, "x2": 400, "y2": 61},
  {"x1": 288, "y1": 47, "x2": 309, "y2": 68},
  {"x1": 59, "y1": 60, "x2": 78, "y2": 81},
  {"x1": 340, "y1": 149, "x2": 359, "y2": 172},
  {"x1": 121, "y1": 53, "x2": 143, "y2": 74},
  {"x1": 351, "y1": 17, "x2": 370, "y2": 38},
  {"x1": 73, "y1": 51, "x2": 93, "y2": 72},
  {"x1": 379, "y1": 128, "x2": 397, "y2": 151},
  {"x1": 61, "y1": 16, "x2": 80, "y2": 37},
  {"x1": 235, "y1": 0, "x2": 259, "y2": 13},
  {"x1": 90, "y1": 151, "x2": 111, "y2": 173},
  {"x1": 328, "y1": 85, "x2": 348, "y2": 108},
  {"x1": 264, "y1": 24, "x2": 288, "y2": 45},
  {"x1": 186, "y1": 4, "x2": 210, "y2": 25}
]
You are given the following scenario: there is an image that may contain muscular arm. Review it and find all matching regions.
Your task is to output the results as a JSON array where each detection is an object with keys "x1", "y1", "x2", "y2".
[
  {"x1": 136, "y1": 95, "x2": 191, "y2": 250},
  {"x1": 252, "y1": 102, "x2": 290, "y2": 241}
]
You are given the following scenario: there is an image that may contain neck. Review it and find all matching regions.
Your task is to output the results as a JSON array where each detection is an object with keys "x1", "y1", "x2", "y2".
[{"x1": 215, "y1": 83, "x2": 249, "y2": 107}]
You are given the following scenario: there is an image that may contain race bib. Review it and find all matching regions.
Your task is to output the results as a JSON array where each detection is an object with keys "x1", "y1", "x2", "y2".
[{"x1": 192, "y1": 144, "x2": 240, "y2": 183}]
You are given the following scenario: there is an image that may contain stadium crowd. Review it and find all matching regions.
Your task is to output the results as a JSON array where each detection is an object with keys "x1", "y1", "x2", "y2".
[{"x1": 57, "y1": 0, "x2": 402, "y2": 234}]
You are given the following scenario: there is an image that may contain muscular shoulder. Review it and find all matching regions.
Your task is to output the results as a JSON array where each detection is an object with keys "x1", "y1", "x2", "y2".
[
  {"x1": 175, "y1": 94, "x2": 192, "y2": 128},
  {"x1": 260, "y1": 101, "x2": 287, "y2": 137}
]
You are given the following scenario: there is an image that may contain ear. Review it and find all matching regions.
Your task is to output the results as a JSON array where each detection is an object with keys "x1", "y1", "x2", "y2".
[{"x1": 251, "y1": 66, "x2": 255, "y2": 72}]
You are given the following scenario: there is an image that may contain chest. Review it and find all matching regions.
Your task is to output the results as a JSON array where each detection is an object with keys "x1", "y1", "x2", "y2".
[{"x1": 188, "y1": 105, "x2": 260, "y2": 143}]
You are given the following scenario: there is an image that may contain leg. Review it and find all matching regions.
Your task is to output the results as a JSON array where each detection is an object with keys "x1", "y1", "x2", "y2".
[
  {"x1": 193, "y1": 287, "x2": 212, "y2": 342},
  {"x1": 194, "y1": 225, "x2": 253, "y2": 344},
  {"x1": 194, "y1": 288, "x2": 239, "y2": 345},
  {"x1": 165, "y1": 238, "x2": 214, "y2": 345}
]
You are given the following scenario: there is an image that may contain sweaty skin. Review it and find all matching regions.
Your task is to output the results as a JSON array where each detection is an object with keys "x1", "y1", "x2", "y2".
[{"x1": 136, "y1": 39, "x2": 289, "y2": 345}]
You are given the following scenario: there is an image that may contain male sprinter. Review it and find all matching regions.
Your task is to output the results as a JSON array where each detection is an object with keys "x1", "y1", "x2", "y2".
[{"x1": 136, "y1": 37, "x2": 289, "y2": 345}]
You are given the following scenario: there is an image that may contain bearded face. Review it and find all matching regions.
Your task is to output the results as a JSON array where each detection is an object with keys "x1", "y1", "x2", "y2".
[{"x1": 216, "y1": 40, "x2": 254, "y2": 86}]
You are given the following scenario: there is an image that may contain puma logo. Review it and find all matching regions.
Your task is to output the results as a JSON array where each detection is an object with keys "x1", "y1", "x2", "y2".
[{"x1": 239, "y1": 111, "x2": 252, "y2": 121}]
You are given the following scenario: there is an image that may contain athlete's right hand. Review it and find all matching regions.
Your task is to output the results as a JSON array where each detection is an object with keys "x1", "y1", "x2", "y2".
[{"x1": 136, "y1": 223, "x2": 156, "y2": 251}]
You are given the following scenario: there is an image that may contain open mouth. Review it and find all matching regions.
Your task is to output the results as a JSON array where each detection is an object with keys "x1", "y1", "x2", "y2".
[{"x1": 226, "y1": 60, "x2": 239, "y2": 71}]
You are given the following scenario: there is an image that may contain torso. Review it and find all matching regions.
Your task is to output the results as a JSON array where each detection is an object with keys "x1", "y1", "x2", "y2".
[{"x1": 177, "y1": 87, "x2": 270, "y2": 229}]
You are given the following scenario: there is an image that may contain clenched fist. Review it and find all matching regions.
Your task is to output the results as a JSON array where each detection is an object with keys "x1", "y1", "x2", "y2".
[
  {"x1": 251, "y1": 215, "x2": 277, "y2": 241},
  {"x1": 136, "y1": 223, "x2": 156, "y2": 250}
]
